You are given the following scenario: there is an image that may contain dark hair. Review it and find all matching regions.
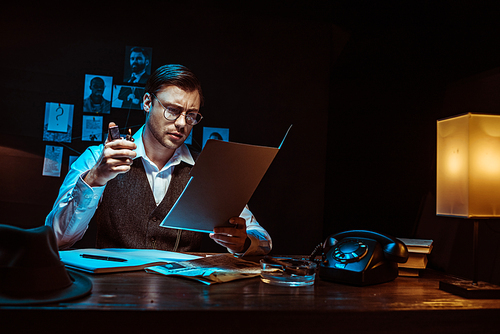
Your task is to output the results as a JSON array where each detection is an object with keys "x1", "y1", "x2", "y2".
[
  {"x1": 145, "y1": 64, "x2": 204, "y2": 106},
  {"x1": 209, "y1": 132, "x2": 223, "y2": 140},
  {"x1": 90, "y1": 76, "x2": 105, "y2": 86},
  {"x1": 129, "y1": 46, "x2": 149, "y2": 59}
]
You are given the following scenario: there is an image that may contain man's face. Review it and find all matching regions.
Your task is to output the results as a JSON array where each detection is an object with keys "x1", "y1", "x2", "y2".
[
  {"x1": 130, "y1": 51, "x2": 148, "y2": 73},
  {"x1": 144, "y1": 85, "x2": 201, "y2": 151},
  {"x1": 90, "y1": 80, "x2": 104, "y2": 97}
]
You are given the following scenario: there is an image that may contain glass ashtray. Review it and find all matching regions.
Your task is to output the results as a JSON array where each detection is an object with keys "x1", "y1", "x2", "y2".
[{"x1": 260, "y1": 257, "x2": 317, "y2": 287}]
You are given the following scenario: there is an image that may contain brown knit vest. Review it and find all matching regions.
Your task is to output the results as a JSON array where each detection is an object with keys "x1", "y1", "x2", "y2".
[{"x1": 93, "y1": 155, "x2": 204, "y2": 251}]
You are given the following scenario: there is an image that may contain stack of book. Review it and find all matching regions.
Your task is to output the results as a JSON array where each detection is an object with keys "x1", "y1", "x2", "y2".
[{"x1": 397, "y1": 238, "x2": 434, "y2": 277}]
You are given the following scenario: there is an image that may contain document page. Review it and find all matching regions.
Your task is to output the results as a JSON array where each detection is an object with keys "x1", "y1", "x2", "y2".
[
  {"x1": 59, "y1": 248, "x2": 202, "y2": 273},
  {"x1": 160, "y1": 139, "x2": 280, "y2": 233}
]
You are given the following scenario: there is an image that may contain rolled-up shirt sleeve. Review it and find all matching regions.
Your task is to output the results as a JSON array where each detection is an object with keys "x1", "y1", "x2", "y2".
[
  {"x1": 45, "y1": 141, "x2": 273, "y2": 254},
  {"x1": 45, "y1": 146, "x2": 105, "y2": 249}
]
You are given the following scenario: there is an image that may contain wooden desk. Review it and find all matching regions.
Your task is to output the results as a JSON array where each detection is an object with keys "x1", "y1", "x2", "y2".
[{"x1": 2, "y1": 268, "x2": 500, "y2": 334}]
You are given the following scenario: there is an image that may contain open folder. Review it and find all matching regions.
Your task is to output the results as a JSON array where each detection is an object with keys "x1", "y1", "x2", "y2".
[
  {"x1": 160, "y1": 126, "x2": 291, "y2": 233},
  {"x1": 59, "y1": 248, "x2": 202, "y2": 274}
]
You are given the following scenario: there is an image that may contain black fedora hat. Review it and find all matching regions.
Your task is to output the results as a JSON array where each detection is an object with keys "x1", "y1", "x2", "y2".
[{"x1": 0, "y1": 224, "x2": 92, "y2": 305}]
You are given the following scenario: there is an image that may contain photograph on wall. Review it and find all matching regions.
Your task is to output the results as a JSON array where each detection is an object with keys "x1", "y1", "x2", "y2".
[
  {"x1": 123, "y1": 46, "x2": 152, "y2": 84},
  {"x1": 202, "y1": 127, "x2": 229, "y2": 148},
  {"x1": 83, "y1": 74, "x2": 113, "y2": 114},
  {"x1": 43, "y1": 102, "x2": 74, "y2": 143},
  {"x1": 82, "y1": 115, "x2": 103, "y2": 142},
  {"x1": 112, "y1": 85, "x2": 145, "y2": 110},
  {"x1": 42, "y1": 145, "x2": 63, "y2": 177}
]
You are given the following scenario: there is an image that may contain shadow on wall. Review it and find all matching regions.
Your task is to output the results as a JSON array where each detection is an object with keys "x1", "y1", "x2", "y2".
[{"x1": 0, "y1": 134, "x2": 64, "y2": 229}]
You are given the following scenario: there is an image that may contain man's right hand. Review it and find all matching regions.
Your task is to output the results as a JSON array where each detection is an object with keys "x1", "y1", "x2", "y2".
[{"x1": 84, "y1": 122, "x2": 137, "y2": 187}]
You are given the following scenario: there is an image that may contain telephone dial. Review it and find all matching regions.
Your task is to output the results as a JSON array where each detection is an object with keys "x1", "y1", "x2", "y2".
[{"x1": 316, "y1": 230, "x2": 409, "y2": 286}]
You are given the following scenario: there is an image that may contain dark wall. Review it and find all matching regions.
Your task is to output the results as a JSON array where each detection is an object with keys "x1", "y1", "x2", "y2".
[
  {"x1": 323, "y1": 1, "x2": 500, "y2": 286},
  {"x1": 2, "y1": 1, "x2": 500, "y2": 274},
  {"x1": 322, "y1": 1, "x2": 500, "y2": 284},
  {"x1": 324, "y1": 1, "x2": 500, "y2": 238},
  {"x1": 0, "y1": 2, "x2": 337, "y2": 255}
]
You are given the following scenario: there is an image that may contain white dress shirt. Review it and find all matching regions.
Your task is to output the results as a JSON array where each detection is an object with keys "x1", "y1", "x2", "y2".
[{"x1": 45, "y1": 126, "x2": 272, "y2": 256}]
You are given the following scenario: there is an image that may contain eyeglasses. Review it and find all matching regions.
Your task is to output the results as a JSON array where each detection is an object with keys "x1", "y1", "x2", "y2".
[{"x1": 150, "y1": 93, "x2": 203, "y2": 126}]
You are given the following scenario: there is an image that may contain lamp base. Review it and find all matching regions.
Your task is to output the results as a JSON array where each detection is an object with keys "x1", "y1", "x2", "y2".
[{"x1": 439, "y1": 278, "x2": 500, "y2": 299}]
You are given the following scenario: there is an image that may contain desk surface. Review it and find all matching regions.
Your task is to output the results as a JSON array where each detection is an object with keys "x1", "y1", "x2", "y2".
[{"x1": 3, "y1": 263, "x2": 500, "y2": 334}]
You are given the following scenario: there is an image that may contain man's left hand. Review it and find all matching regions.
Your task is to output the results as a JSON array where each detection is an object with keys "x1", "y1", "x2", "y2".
[{"x1": 210, "y1": 217, "x2": 249, "y2": 253}]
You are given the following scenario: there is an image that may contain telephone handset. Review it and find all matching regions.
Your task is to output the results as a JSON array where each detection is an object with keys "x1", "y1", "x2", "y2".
[{"x1": 318, "y1": 230, "x2": 409, "y2": 286}]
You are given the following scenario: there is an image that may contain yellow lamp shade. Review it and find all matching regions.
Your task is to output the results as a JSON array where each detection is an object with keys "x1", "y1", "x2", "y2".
[{"x1": 437, "y1": 113, "x2": 500, "y2": 218}]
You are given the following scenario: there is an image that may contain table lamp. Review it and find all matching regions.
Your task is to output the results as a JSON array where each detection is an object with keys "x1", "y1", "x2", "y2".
[{"x1": 437, "y1": 112, "x2": 500, "y2": 298}]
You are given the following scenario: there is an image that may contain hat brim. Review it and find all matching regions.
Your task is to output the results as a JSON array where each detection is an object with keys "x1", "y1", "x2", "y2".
[{"x1": 0, "y1": 269, "x2": 92, "y2": 306}]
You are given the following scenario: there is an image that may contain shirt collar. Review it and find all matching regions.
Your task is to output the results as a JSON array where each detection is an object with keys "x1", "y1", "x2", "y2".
[{"x1": 132, "y1": 125, "x2": 195, "y2": 168}]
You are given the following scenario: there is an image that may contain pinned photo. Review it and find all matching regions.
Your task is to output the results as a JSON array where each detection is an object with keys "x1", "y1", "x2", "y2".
[
  {"x1": 202, "y1": 127, "x2": 229, "y2": 148},
  {"x1": 123, "y1": 46, "x2": 152, "y2": 84},
  {"x1": 83, "y1": 74, "x2": 113, "y2": 114},
  {"x1": 43, "y1": 102, "x2": 74, "y2": 143},
  {"x1": 82, "y1": 115, "x2": 103, "y2": 142},
  {"x1": 43, "y1": 145, "x2": 63, "y2": 177},
  {"x1": 112, "y1": 85, "x2": 145, "y2": 110}
]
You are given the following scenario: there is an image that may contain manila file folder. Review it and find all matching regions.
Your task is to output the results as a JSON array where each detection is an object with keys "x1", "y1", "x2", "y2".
[{"x1": 160, "y1": 136, "x2": 285, "y2": 233}]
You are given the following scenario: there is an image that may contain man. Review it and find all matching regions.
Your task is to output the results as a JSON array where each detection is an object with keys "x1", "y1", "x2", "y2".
[
  {"x1": 83, "y1": 76, "x2": 111, "y2": 114},
  {"x1": 126, "y1": 47, "x2": 150, "y2": 84},
  {"x1": 45, "y1": 64, "x2": 271, "y2": 256}
]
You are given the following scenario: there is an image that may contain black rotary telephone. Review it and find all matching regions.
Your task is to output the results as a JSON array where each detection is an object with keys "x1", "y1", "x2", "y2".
[{"x1": 317, "y1": 230, "x2": 409, "y2": 286}]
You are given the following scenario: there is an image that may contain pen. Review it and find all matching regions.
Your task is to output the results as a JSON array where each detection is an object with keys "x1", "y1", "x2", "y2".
[{"x1": 80, "y1": 254, "x2": 128, "y2": 262}]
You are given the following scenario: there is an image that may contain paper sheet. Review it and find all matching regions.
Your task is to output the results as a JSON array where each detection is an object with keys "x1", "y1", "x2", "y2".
[
  {"x1": 160, "y1": 139, "x2": 280, "y2": 233},
  {"x1": 42, "y1": 145, "x2": 63, "y2": 177},
  {"x1": 59, "y1": 248, "x2": 202, "y2": 274},
  {"x1": 82, "y1": 115, "x2": 103, "y2": 142}
]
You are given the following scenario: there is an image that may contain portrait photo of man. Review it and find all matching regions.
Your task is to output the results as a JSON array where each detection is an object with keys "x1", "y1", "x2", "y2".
[
  {"x1": 123, "y1": 46, "x2": 152, "y2": 84},
  {"x1": 83, "y1": 75, "x2": 112, "y2": 114},
  {"x1": 202, "y1": 127, "x2": 229, "y2": 148}
]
